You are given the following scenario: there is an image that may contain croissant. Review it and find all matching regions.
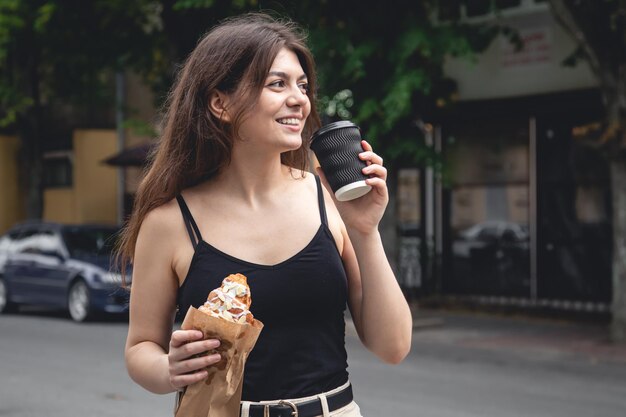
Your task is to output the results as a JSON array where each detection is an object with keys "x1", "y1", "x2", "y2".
[{"x1": 198, "y1": 273, "x2": 254, "y2": 324}]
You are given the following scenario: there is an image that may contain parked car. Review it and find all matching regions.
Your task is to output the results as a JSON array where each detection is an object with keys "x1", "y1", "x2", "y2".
[
  {"x1": 451, "y1": 220, "x2": 530, "y2": 294},
  {"x1": 0, "y1": 221, "x2": 130, "y2": 322},
  {"x1": 452, "y1": 220, "x2": 529, "y2": 259}
]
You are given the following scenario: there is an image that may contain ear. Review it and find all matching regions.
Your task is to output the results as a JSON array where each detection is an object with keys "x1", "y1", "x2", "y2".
[{"x1": 208, "y1": 91, "x2": 232, "y2": 123}]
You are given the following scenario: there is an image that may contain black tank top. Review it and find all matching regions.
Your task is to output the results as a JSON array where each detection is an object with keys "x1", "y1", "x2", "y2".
[{"x1": 175, "y1": 176, "x2": 349, "y2": 401}]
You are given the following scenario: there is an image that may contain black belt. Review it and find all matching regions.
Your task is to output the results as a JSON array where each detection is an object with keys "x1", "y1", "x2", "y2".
[{"x1": 243, "y1": 384, "x2": 353, "y2": 417}]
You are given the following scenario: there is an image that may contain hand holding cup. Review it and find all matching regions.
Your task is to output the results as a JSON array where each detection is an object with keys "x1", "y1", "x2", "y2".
[
  {"x1": 310, "y1": 121, "x2": 373, "y2": 202},
  {"x1": 311, "y1": 121, "x2": 388, "y2": 235}
]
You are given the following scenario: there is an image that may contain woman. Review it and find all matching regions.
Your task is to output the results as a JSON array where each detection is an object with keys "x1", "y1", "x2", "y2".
[{"x1": 120, "y1": 13, "x2": 412, "y2": 417}]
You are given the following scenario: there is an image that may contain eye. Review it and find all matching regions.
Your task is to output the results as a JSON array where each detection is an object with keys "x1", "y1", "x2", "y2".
[
  {"x1": 268, "y1": 80, "x2": 285, "y2": 88},
  {"x1": 298, "y1": 82, "x2": 309, "y2": 94}
]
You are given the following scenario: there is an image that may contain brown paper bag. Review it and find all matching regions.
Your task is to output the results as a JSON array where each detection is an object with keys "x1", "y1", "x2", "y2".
[{"x1": 174, "y1": 306, "x2": 264, "y2": 417}]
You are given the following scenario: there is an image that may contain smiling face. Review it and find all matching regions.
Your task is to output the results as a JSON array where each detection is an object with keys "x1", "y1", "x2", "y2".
[{"x1": 234, "y1": 47, "x2": 311, "y2": 154}]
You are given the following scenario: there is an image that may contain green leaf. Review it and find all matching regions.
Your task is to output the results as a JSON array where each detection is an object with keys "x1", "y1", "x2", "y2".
[
  {"x1": 34, "y1": 3, "x2": 56, "y2": 33},
  {"x1": 0, "y1": 85, "x2": 33, "y2": 127},
  {"x1": 380, "y1": 69, "x2": 430, "y2": 131},
  {"x1": 0, "y1": 1, "x2": 25, "y2": 52},
  {"x1": 173, "y1": 0, "x2": 215, "y2": 11},
  {"x1": 122, "y1": 118, "x2": 158, "y2": 138},
  {"x1": 355, "y1": 99, "x2": 380, "y2": 124},
  {"x1": 341, "y1": 41, "x2": 377, "y2": 81},
  {"x1": 394, "y1": 27, "x2": 430, "y2": 62}
]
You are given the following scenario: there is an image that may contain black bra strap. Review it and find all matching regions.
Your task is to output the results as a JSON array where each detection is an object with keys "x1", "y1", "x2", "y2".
[
  {"x1": 175, "y1": 195, "x2": 203, "y2": 249},
  {"x1": 315, "y1": 176, "x2": 328, "y2": 227}
]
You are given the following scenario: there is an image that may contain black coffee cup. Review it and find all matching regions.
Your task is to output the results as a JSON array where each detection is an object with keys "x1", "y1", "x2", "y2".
[{"x1": 310, "y1": 121, "x2": 372, "y2": 201}]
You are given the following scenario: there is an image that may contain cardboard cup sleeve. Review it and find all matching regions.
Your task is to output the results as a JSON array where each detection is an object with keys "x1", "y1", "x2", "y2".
[{"x1": 174, "y1": 306, "x2": 264, "y2": 417}]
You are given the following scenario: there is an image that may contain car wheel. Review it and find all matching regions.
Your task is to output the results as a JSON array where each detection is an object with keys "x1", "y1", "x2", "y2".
[
  {"x1": 0, "y1": 277, "x2": 18, "y2": 314},
  {"x1": 68, "y1": 280, "x2": 92, "y2": 322}
]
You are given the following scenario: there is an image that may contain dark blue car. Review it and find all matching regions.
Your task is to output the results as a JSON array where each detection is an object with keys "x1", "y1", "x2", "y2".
[{"x1": 0, "y1": 222, "x2": 130, "y2": 322}]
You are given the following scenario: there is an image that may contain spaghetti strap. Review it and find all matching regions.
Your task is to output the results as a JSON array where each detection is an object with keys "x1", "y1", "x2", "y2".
[
  {"x1": 315, "y1": 176, "x2": 328, "y2": 227},
  {"x1": 175, "y1": 194, "x2": 203, "y2": 249}
]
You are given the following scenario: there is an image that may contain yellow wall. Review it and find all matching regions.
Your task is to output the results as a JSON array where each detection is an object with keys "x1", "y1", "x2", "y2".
[
  {"x1": 72, "y1": 129, "x2": 118, "y2": 224},
  {"x1": 43, "y1": 188, "x2": 76, "y2": 223},
  {"x1": 43, "y1": 129, "x2": 119, "y2": 224},
  {"x1": 0, "y1": 135, "x2": 23, "y2": 233}
]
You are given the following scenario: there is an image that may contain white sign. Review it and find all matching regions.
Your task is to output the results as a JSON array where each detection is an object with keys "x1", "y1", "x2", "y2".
[{"x1": 500, "y1": 27, "x2": 552, "y2": 69}]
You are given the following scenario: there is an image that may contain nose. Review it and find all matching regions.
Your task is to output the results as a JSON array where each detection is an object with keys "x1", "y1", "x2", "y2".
[{"x1": 286, "y1": 85, "x2": 309, "y2": 107}]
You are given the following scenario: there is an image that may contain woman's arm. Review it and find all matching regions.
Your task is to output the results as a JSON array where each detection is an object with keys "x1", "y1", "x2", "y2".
[
  {"x1": 318, "y1": 141, "x2": 412, "y2": 364},
  {"x1": 341, "y1": 226, "x2": 412, "y2": 364},
  {"x1": 124, "y1": 205, "x2": 221, "y2": 394}
]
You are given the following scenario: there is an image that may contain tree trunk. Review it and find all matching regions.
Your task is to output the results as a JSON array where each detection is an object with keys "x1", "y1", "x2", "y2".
[
  {"x1": 548, "y1": 0, "x2": 626, "y2": 342},
  {"x1": 611, "y1": 156, "x2": 626, "y2": 342},
  {"x1": 22, "y1": 30, "x2": 44, "y2": 220},
  {"x1": 22, "y1": 129, "x2": 43, "y2": 220},
  {"x1": 17, "y1": 104, "x2": 43, "y2": 220}
]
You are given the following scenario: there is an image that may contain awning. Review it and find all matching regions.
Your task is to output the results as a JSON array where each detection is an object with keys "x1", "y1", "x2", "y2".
[{"x1": 102, "y1": 142, "x2": 156, "y2": 167}]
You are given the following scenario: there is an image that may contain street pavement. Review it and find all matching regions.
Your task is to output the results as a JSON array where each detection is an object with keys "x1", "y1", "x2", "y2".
[
  {"x1": 348, "y1": 309, "x2": 626, "y2": 416},
  {"x1": 1, "y1": 307, "x2": 625, "y2": 416}
]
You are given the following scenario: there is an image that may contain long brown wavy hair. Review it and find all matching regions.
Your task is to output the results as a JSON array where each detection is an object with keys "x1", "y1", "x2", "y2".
[{"x1": 116, "y1": 13, "x2": 321, "y2": 281}]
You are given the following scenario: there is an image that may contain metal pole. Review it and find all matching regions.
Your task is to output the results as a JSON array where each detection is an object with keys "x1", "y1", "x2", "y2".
[
  {"x1": 529, "y1": 117, "x2": 538, "y2": 300},
  {"x1": 424, "y1": 125, "x2": 435, "y2": 285},
  {"x1": 435, "y1": 126, "x2": 443, "y2": 258},
  {"x1": 115, "y1": 71, "x2": 126, "y2": 225},
  {"x1": 433, "y1": 126, "x2": 444, "y2": 293}
]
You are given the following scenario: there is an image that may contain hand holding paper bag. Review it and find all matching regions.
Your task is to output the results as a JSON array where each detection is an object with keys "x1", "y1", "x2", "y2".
[{"x1": 174, "y1": 274, "x2": 264, "y2": 417}]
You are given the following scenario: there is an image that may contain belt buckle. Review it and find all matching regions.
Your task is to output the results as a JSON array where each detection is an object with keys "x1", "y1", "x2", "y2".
[{"x1": 277, "y1": 400, "x2": 298, "y2": 417}]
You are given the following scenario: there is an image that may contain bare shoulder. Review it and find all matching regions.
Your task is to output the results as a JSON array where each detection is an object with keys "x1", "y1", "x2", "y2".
[
  {"x1": 139, "y1": 198, "x2": 184, "y2": 241},
  {"x1": 135, "y1": 198, "x2": 190, "y2": 267},
  {"x1": 134, "y1": 196, "x2": 190, "y2": 283},
  {"x1": 282, "y1": 168, "x2": 318, "y2": 199},
  {"x1": 298, "y1": 169, "x2": 318, "y2": 190}
]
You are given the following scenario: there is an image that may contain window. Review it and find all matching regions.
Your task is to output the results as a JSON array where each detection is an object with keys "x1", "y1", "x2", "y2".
[
  {"x1": 62, "y1": 227, "x2": 119, "y2": 257},
  {"x1": 17, "y1": 230, "x2": 61, "y2": 256},
  {"x1": 43, "y1": 154, "x2": 72, "y2": 188}
]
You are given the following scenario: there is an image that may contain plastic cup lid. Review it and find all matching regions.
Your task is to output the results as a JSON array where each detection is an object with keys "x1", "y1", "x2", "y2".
[{"x1": 310, "y1": 120, "x2": 360, "y2": 144}]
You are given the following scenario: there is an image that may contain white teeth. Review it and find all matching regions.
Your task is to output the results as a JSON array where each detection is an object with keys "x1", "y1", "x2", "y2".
[{"x1": 277, "y1": 118, "x2": 299, "y2": 125}]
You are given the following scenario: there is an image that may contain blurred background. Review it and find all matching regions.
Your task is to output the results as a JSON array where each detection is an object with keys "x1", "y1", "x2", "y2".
[{"x1": 1, "y1": 1, "x2": 626, "y2": 416}]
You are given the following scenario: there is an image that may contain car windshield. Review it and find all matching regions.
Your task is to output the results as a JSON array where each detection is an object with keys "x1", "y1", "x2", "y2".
[{"x1": 62, "y1": 227, "x2": 119, "y2": 258}]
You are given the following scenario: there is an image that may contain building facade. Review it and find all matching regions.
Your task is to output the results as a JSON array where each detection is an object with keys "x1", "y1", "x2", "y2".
[
  {"x1": 397, "y1": 0, "x2": 611, "y2": 310},
  {"x1": 0, "y1": 72, "x2": 156, "y2": 233}
]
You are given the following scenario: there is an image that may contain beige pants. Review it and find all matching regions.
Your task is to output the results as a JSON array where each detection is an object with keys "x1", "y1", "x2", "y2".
[{"x1": 240, "y1": 381, "x2": 363, "y2": 417}]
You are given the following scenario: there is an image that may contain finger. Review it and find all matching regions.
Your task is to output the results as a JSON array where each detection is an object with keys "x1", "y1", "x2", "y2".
[
  {"x1": 362, "y1": 164, "x2": 388, "y2": 181},
  {"x1": 360, "y1": 141, "x2": 373, "y2": 165},
  {"x1": 170, "y1": 338, "x2": 220, "y2": 362},
  {"x1": 171, "y1": 353, "x2": 222, "y2": 376},
  {"x1": 359, "y1": 151, "x2": 383, "y2": 167},
  {"x1": 365, "y1": 177, "x2": 389, "y2": 197},
  {"x1": 170, "y1": 330, "x2": 204, "y2": 348},
  {"x1": 170, "y1": 369, "x2": 209, "y2": 390}
]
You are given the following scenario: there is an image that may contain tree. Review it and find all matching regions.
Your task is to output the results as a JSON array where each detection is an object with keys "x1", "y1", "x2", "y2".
[
  {"x1": 546, "y1": 0, "x2": 626, "y2": 341},
  {"x1": 0, "y1": 0, "x2": 166, "y2": 218},
  {"x1": 165, "y1": 0, "x2": 501, "y2": 165},
  {"x1": 1, "y1": 0, "x2": 500, "y2": 218}
]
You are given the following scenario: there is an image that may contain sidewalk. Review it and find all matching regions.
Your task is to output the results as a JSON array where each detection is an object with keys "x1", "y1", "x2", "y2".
[{"x1": 410, "y1": 308, "x2": 626, "y2": 364}]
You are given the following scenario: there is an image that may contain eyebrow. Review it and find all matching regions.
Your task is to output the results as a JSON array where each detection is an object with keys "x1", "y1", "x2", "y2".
[{"x1": 267, "y1": 71, "x2": 308, "y2": 81}]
